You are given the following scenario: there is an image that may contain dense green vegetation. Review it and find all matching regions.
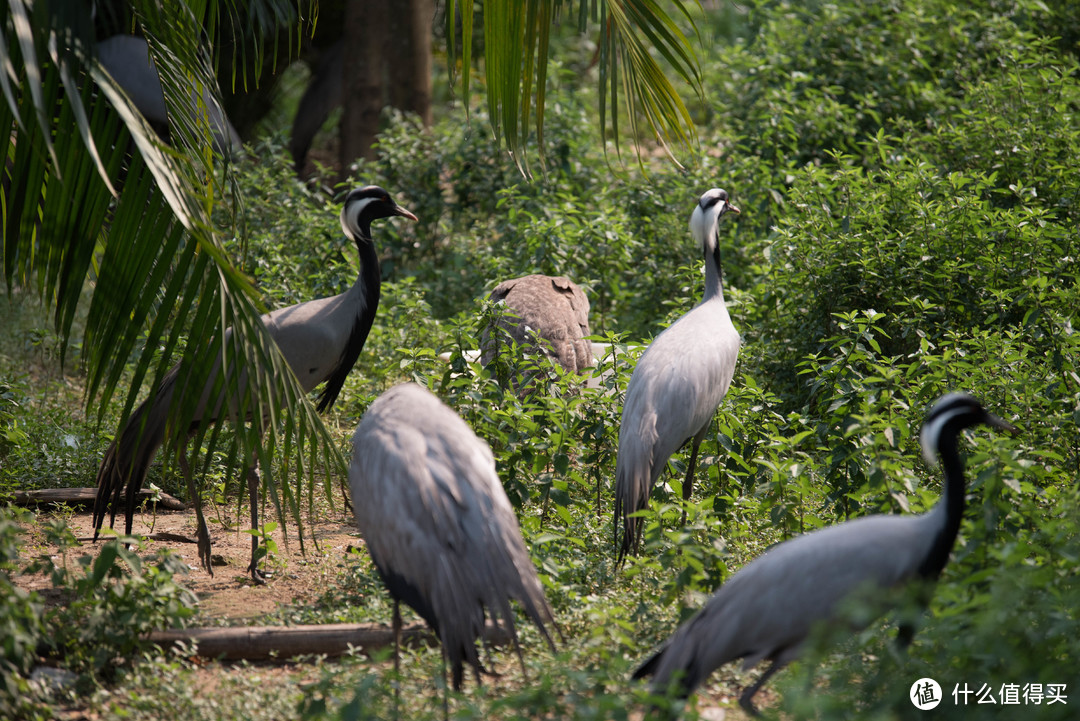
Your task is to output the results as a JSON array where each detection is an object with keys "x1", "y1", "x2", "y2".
[{"x1": 2, "y1": 0, "x2": 1078, "y2": 718}]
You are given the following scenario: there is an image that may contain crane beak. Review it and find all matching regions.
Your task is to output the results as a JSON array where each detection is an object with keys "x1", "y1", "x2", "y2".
[
  {"x1": 725, "y1": 202, "x2": 741, "y2": 215},
  {"x1": 394, "y1": 205, "x2": 419, "y2": 222},
  {"x1": 985, "y1": 411, "x2": 1019, "y2": 436}
]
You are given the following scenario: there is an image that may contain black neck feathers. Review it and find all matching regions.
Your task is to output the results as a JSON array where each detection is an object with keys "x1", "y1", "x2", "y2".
[
  {"x1": 915, "y1": 393, "x2": 1014, "y2": 579},
  {"x1": 711, "y1": 233, "x2": 725, "y2": 298},
  {"x1": 316, "y1": 235, "x2": 381, "y2": 412},
  {"x1": 917, "y1": 426, "x2": 966, "y2": 580}
]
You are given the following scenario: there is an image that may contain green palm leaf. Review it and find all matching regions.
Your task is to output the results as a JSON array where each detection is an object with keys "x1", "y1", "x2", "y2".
[
  {"x1": 447, "y1": 0, "x2": 703, "y2": 174},
  {"x1": 1, "y1": 0, "x2": 329, "y2": 559}
]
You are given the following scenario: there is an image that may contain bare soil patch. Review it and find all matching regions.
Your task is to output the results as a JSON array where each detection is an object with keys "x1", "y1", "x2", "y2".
[{"x1": 16, "y1": 503, "x2": 363, "y2": 624}]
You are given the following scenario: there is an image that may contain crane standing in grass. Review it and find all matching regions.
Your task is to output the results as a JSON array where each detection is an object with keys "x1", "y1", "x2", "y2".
[
  {"x1": 93, "y1": 186, "x2": 416, "y2": 583},
  {"x1": 633, "y1": 393, "x2": 1018, "y2": 717},
  {"x1": 614, "y1": 188, "x2": 741, "y2": 563},
  {"x1": 348, "y1": 382, "x2": 559, "y2": 696}
]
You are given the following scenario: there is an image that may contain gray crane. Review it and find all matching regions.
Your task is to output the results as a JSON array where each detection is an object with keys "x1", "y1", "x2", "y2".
[
  {"x1": 98, "y1": 35, "x2": 242, "y2": 153},
  {"x1": 481, "y1": 274, "x2": 594, "y2": 382},
  {"x1": 633, "y1": 392, "x2": 1018, "y2": 717},
  {"x1": 614, "y1": 188, "x2": 741, "y2": 563},
  {"x1": 348, "y1": 382, "x2": 559, "y2": 693},
  {"x1": 93, "y1": 186, "x2": 416, "y2": 582}
]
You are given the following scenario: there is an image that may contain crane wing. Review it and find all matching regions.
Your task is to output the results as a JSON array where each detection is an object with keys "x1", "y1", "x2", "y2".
[
  {"x1": 639, "y1": 510, "x2": 942, "y2": 695},
  {"x1": 350, "y1": 384, "x2": 558, "y2": 682}
]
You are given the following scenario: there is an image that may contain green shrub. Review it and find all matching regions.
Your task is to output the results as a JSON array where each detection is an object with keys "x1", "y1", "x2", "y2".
[
  {"x1": 13, "y1": 514, "x2": 198, "y2": 684},
  {"x1": 3, "y1": 0, "x2": 1079, "y2": 716},
  {"x1": 0, "y1": 507, "x2": 45, "y2": 719}
]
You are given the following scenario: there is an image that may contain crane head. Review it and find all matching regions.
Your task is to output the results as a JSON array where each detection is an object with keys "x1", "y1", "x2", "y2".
[
  {"x1": 690, "y1": 188, "x2": 740, "y2": 250},
  {"x1": 920, "y1": 392, "x2": 1019, "y2": 466},
  {"x1": 340, "y1": 185, "x2": 418, "y2": 241}
]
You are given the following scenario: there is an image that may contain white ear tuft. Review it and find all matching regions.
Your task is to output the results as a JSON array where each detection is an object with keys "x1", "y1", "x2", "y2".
[
  {"x1": 341, "y1": 197, "x2": 378, "y2": 238},
  {"x1": 919, "y1": 392, "x2": 981, "y2": 466}
]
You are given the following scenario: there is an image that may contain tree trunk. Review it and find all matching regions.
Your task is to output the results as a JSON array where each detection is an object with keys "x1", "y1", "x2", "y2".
[
  {"x1": 387, "y1": 0, "x2": 433, "y2": 126},
  {"x1": 340, "y1": 0, "x2": 389, "y2": 168}
]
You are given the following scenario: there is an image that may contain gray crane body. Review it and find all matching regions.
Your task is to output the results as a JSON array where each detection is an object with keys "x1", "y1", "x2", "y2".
[
  {"x1": 98, "y1": 35, "x2": 242, "y2": 153},
  {"x1": 93, "y1": 187, "x2": 415, "y2": 580},
  {"x1": 261, "y1": 280, "x2": 372, "y2": 396},
  {"x1": 163, "y1": 265, "x2": 378, "y2": 423},
  {"x1": 615, "y1": 189, "x2": 741, "y2": 561},
  {"x1": 617, "y1": 293, "x2": 740, "y2": 497},
  {"x1": 349, "y1": 383, "x2": 557, "y2": 690},
  {"x1": 638, "y1": 508, "x2": 942, "y2": 692},
  {"x1": 634, "y1": 393, "x2": 1018, "y2": 715},
  {"x1": 105, "y1": 271, "x2": 373, "y2": 449}
]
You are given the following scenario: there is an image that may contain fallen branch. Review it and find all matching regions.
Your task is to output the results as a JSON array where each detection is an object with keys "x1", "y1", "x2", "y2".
[
  {"x1": 146, "y1": 621, "x2": 512, "y2": 661},
  {"x1": 12, "y1": 487, "x2": 186, "y2": 511},
  {"x1": 75, "y1": 531, "x2": 198, "y2": 544}
]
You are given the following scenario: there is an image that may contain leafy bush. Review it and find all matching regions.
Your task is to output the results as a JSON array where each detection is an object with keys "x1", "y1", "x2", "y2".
[
  {"x1": 0, "y1": 507, "x2": 45, "y2": 719},
  {"x1": 707, "y1": 0, "x2": 1065, "y2": 167},
  {"x1": 0, "y1": 379, "x2": 29, "y2": 462},
  {"x1": 0, "y1": 507, "x2": 198, "y2": 717},
  {"x1": 28, "y1": 526, "x2": 197, "y2": 678}
]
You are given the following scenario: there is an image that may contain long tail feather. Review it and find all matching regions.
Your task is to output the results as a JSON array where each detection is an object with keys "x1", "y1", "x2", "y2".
[
  {"x1": 633, "y1": 646, "x2": 665, "y2": 680},
  {"x1": 93, "y1": 375, "x2": 175, "y2": 538}
]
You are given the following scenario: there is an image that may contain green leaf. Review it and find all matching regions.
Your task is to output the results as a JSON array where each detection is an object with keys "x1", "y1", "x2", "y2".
[
  {"x1": 2, "y1": 1, "x2": 341, "y2": 571},
  {"x1": 448, "y1": 0, "x2": 703, "y2": 174}
]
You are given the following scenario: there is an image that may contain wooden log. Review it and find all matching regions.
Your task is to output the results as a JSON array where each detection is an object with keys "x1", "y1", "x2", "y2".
[
  {"x1": 12, "y1": 487, "x2": 187, "y2": 511},
  {"x1": 74, "y1": 531, "x2": 198, "y2": 544},
  {"x1": 146, "y1": 621, "x2": 512, "y2": 661}
]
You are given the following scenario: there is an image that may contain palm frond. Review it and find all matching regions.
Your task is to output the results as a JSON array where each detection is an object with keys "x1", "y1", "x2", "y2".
[
  {"x1": 1, "y1": 0, "x2": 333, "y2": 552},
  {"x1": 447, "y1": 0, "x2": 704, "y2": 174},
  {"x1": 603, "y1": 0, "x2": 702, "y2": 166}
]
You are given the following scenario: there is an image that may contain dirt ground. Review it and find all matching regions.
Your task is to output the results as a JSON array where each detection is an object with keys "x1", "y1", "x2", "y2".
[
  {"x1": 16, "y1": 500, "x2": 362, "y2": 622},
  {"x1": 13, "y1": 502, "x2": 744, "y2": 721}
]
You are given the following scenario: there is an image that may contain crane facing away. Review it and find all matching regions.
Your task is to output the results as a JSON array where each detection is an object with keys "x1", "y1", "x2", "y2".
[
  {"x1": 633, "y1": 393, "x2": 1018, "y2": 717},
  {"x1": 93, "y1": 186, "x2": 416, "y2": 582},
  {"x1": 480, "y1": 274, "x2": 594, "y2": 377},
  {"x1": 614, "y1": 188, "x2": 741, "y2": 563},
  {"x1": 348, "y1": 383, "x2": 559, "y2": 693}
]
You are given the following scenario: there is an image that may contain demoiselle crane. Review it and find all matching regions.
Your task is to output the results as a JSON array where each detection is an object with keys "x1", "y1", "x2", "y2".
[
  {"x1": 614, "y1": 188, "x2": 741, "y2": 563},
  {"x1": 481, "y1": 274, "x2": 594, "y2": 376},
  {"x1": 633, "y1": 392, "x2": 1018, "y2": 716},
  {"x1": 348, "y1": 383, "x2": 559, "y2": 693},
  {"x1": 93, "y1": 186, "x2": 416, "y2": 582},
  {"x1": 98, "y1": 35, "x2": 242, "y2": 153}
]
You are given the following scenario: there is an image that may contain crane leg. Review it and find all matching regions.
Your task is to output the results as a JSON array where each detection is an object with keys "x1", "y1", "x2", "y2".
[
  {"x1": 739, "y1": 660, "x2": 784, "y2": 718},
  {"x1": 340, "y1": 475, "x2": 354, "y2": 516},
  {"x1": 122, "y1": 469, "x2": 139, "y2": 537},
  {"x1": 245, "y1": 459, "x2": 266, "y2": 585},
  {"x1": 179, "y1": 452, "x2": 213, "y2": 576},
  {"x1": 679, "y1": 433, "x2": 705, "y2": 527},
  {"x1": 440, "y1": 644, "x2": 449, "y2": 721},
  {"x1": 392, "y1": 600, "x2": 402, "y2": 718}
]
